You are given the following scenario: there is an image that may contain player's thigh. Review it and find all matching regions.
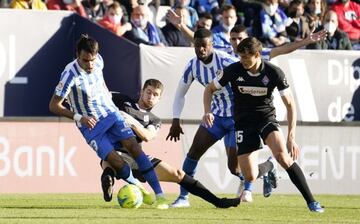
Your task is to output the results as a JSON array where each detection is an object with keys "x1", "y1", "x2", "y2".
[
  {"x1": 264, "y1": 131, "x2": 293, "y2": 168},
  {"x1": 187, "y1": 126, "x2": 219, "y2": 159},
  {"x1": 237, "y1": 151, "x2": 259, "y2": 181},
  {"x1": 88, "y1": 133, "x2": 115, "y2": 160},
  {"x1": 154, "y1": 161, "x2": 184, "y2": 183},
  {"x1": 107, "y1": 115, "x2": 138, "y2": 153}
]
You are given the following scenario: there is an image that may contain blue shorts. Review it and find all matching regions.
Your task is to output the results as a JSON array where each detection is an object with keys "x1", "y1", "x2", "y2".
[
  {"x1": 80, "y1": 112, "x2": 135, "y2": 160},
  {"x1": 200, "y1": 115, "x2": 236, "y2": 148}
]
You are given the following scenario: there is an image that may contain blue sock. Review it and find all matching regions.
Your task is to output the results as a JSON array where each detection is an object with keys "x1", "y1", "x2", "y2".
[
  {"x1": 134, "y1": 152, "x2": 163, "y2": 195},
  {"x1": 115, "y1": 163, "x2": 131, "y2": 180},
  {"x1": 244, "y1": 181, "x2": 253, "y2": 192},
  {"x1": 180, "y1": 155, "x2": 198, "y2": 198},
  {"x1": 239, "y1": 174, "x2": 245, "y2": 181}
]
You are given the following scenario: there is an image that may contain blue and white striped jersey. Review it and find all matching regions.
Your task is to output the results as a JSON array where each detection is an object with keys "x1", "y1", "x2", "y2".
[
  {"x1": 54, "y1": 54, "x2": 117, "y2": 126},
  {"x1": 180, "y1": 50, "x2": 239, "y2": 117}
]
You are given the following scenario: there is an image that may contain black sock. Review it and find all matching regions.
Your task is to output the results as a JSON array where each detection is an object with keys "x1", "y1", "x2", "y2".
[
  {"x1": 102, "y1": 167, "x2": 115, "y2": 183},
  {"x1": 286, "y1": 162, "x2": 315, "y2": 204},
  {"x1": 179, "y1": 174, "x2": 220, "y2": 206},
  {"x1": 257, "y1": 160, "x2": 274, "y2": 179}
]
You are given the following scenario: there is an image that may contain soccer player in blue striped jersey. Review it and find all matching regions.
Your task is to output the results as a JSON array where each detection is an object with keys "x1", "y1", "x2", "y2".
[{"x1": 49, "y1": 35, "x2": 168, "y2": 209}]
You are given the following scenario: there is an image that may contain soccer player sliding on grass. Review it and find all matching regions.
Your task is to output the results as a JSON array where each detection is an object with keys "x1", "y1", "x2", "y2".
[{"x1": 101, "y1": 79, "x2": 240, "y2": 208}]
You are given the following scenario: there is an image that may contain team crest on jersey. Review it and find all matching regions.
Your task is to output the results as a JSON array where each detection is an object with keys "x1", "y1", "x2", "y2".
[
  {"x1": 56, "y1": 81, "x2": 64, "y2": 91},
  {"x1": 262, "y1": 75, "x2": 270, "y2": 85},
  {"x1": 216, "y1": 70, "x2": 223, "y2": 80},
  {"x1": 143, "y1": 115, "x2": 149, "y2": 123}
]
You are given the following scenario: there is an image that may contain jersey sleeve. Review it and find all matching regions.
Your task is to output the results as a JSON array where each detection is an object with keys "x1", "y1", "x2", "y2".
[
  {"x1": 147, "y1": 113, "x2": 161, "y2": 132},
  {"x1": 275, "y1": 67, "x2": 290, "y2": 93},
  {"x1": 214, "y1": 66, "x2": 233, "y2": 89},
  {"x1": 111, "y1": 93, "x2": 128, "y2": 111},
  {"x1": 181, "y1": 60, "x2": 194, "y2": 85},
  {"x1": 54, "y1": 70, "x2": 74, "y2": 99},
  {"x1": 172, "y1": 60, "x2": 194, "y2": 118}
]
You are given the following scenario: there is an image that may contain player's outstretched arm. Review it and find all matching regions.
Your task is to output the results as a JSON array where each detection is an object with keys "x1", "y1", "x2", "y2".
[
  {"x1": 166, "y1": 81, "x2": 191, "y2": 142},
  {"x1": 269, "y1": 29, "x2": 327, "y2": 60}
]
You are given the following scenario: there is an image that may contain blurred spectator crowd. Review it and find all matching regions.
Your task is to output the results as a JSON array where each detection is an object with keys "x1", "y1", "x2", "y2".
[{"x1": 1, "y1": 0, "x2": 359, "y2": 50}]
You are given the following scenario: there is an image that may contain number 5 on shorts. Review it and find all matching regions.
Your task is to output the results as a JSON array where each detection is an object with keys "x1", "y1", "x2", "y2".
[{"x1": 236, "y1": 130, "x2": 243, "y2": 143}]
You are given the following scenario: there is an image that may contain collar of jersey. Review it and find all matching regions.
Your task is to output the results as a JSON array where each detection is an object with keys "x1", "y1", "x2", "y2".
[{"x1": 75, "y1": 60, "x2": 88, "y2": 76}]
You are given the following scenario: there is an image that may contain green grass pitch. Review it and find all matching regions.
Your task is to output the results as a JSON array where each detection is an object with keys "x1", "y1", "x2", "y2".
[{"x1": 0, "y1": 194, "x2": 359, "y2": 224}]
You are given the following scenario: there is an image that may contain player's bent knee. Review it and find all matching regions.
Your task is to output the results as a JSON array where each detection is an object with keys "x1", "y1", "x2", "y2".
[{"x1": 274, "y1": 152, "x2": 293, "y2": 169}]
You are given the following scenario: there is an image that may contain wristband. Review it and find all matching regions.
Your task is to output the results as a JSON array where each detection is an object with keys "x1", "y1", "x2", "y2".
[{"x1": 73, "y1": 113, "x2": 82, "y2": 122}]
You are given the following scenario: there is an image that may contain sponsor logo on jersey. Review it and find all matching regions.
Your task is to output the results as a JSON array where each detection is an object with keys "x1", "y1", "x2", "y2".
[
  {"x1": 237, "y1": 77, "x2": 245, "y2": 82},
  {"x1": 238, "y1": 86, "x2": 268, "y2": 96}
]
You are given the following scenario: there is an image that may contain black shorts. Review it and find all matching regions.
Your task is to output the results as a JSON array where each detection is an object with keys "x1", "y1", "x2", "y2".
[
  {"x1": 100, "y1": 149, "x2": 162, "y2": 183},
  {"x1": 235, "y1": 121, "x2": 280, "y2": 155}
]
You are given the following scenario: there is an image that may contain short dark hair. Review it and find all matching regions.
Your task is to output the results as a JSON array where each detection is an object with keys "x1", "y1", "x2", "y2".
[
  {"x1": 230, "y1": 25, "x2": 248, "y2": 34},
  {"x1": 143, "y1": 79, "x2": 164, "y2": 93},
  {"x1": 237, "y1": 37, "x2": 262, "y2": 55},
  {"x1": 194, "y1": 28, "x2": 213, "y2": 39},
  {"x1": 220, "y1": 4, "x2": 236, "y2": 14},
  {"x1": 199, "y1": 12, "x2": 213, "y2": 20},
  {"x1": 76, "y1": 34, "x2": 99, "y2": 55},
  {"x1": 289, "y1": 0, "x2": 304, "y2": 8}
]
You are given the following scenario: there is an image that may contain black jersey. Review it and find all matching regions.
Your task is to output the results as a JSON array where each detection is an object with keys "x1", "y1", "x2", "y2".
[
  {"x1": 112, "y1": 93, "x2": 161, "y2": 143},
  {"x1": 217, "y1": 60, "x2": 289, "y2": 124}
]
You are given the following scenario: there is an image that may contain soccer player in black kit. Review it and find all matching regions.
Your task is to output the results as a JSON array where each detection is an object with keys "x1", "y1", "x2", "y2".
[
  {"x1": 101, "y1": 79, "x2": 240, "y2": 208},
  {"x1": 203, "y1": 37, "x2": 324, "y2": 213}
]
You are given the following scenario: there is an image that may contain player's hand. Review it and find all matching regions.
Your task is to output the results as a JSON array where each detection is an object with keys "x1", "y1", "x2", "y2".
[
  {"x1": 166, "y1": 118, "x2": 184, "y2": 142},
  {"x1": 307, "y1": 29, "x2": 327, "y2": 43},
  {"x1": 80, "y1": 115, "x2": 97, "y2": 130},
  {"x1": 202, "y1": 112, "x2": 214, "y2": 128},
  {"x1": 287, "y1": 138, "x2": 300, "y2": 161}
]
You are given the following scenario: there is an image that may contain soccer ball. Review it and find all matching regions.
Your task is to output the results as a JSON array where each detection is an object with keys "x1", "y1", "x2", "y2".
[{"x1": 117, "y1": 184, "x2": 143, "y2": 208}]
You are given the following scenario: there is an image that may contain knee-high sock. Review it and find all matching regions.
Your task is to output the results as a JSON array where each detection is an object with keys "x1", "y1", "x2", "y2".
[
  {"x1": 286, "y1": 162, "x2": 315, "y2": 203},
  {"x1": 257, "y1": 160, "x2": 274, "y2": 178},
  {"x1": 179, "y1": 174, "x2": 220, "y2": 206},
  {"x1": 134, "y1": 152, "x2": 163, "y2": 196},
  {"x1": 180, "y1": 155, "x2": 198, "y2": 198},
  {"x1": 115, "y1": 163, "x2": 131, "y2": 180}
]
